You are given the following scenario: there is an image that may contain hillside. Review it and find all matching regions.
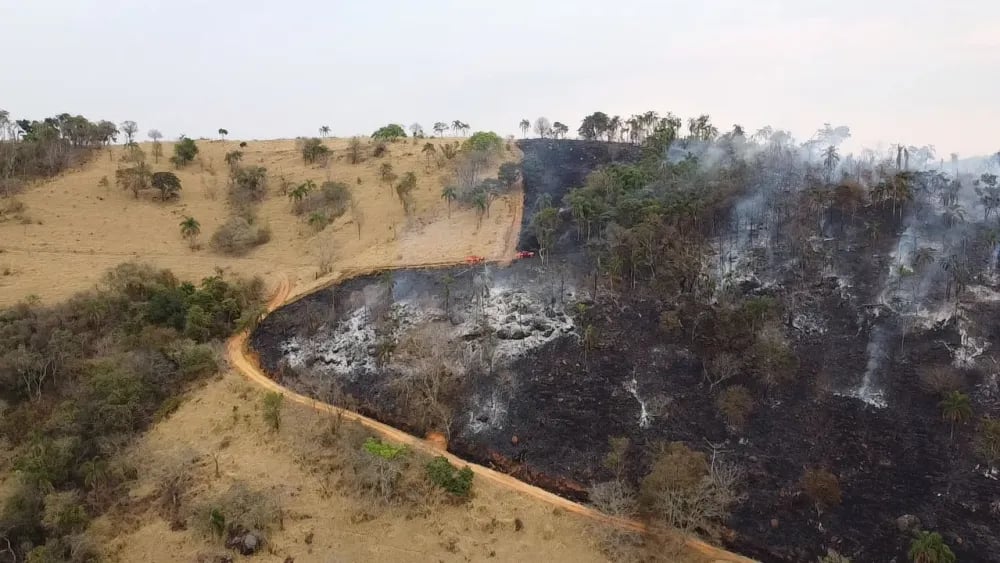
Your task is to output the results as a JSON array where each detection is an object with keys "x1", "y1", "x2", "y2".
[
  {"x1": 254, "y1": 137, "x2": 1000, "y2": 562},
  {"x1": 0, "y1": 137, "x2": 519, "y2": 305}
]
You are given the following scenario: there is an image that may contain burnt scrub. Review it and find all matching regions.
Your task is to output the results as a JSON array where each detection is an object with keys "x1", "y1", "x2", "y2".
[{"x1": 252, "y1": 140, "x2": 1000, "y2": 562}]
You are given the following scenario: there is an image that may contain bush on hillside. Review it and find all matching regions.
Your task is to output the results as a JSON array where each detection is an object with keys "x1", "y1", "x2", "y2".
[
  {"x1": 301, "y1": 138, "x2": 331, "y2": 165},
  {"x1": 425, "y1": 456, "x2": 474, "y2": 498},
  {"x1": 170, "y1": 136, "x2": 199, "y2": 168},
  {"x1": 371, "y1": 124, "x2": 406, "y2": 142},
  {"x1": 210, "y1": 216, "x2": 271, "y2": 255}
]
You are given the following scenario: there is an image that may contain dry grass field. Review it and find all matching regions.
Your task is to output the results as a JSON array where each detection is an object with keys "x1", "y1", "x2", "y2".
[{"x1": 0, "y1": 137, "x2": 519, "y2": 305}]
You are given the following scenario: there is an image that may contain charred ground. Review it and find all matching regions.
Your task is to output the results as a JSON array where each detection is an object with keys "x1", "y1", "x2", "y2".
[{"x1": 253, "y1": 138, "x2": 1000, "y2": 562}]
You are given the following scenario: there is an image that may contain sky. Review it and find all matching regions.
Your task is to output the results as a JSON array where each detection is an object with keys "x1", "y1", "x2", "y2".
[{"x1": 1, "y1": 0, "x2": 998, "y2": 157}]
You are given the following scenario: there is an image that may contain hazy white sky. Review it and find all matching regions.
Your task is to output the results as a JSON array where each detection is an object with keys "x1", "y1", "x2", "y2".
[{"x1": 2, "y1": 0, "x2": 997, "y2": 156}]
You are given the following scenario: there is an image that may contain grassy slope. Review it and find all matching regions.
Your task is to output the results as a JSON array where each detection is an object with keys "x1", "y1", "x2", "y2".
[{"x1": 0, "y1": 137, "x2": 518, "y2": 305}]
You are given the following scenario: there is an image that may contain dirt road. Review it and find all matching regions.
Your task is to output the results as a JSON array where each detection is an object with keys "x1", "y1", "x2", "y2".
[{"x1": 226, "y1": 268, "x2": 757, "y2": 563}]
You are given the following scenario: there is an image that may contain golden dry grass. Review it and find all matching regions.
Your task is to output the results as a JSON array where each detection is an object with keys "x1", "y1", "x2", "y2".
[
  {"x1": 90, "y1": 370, "x2": 627, "y2": 563},
  {"x1": 0, "y1": 137, "x2": 519, "y2": 305}
]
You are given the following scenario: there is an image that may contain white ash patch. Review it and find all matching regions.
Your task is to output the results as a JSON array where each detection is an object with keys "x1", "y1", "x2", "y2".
[
  {"x1": 951, "y1": 323, "x2": 989, "y2": 369},
  {"x1": 913, "y1": 303, "x2": 956, "y2": 330},
  {"x1": 462, "y1": 285, "x2": 576, "y2": 363},
  {"x1": 465, "y1": 389, "x2": 509, "y2": 435},
  {"x1": 280, "y1": 302, "x2": 428, "y2": 379},
  {"x1": 792, "y1": 313, "x2": 827, "y2": 335},
  {"x1": 967, "y1": 285, "x2": 1000, "y2": 302},
  {"x1": 625, "y1": 377, "x2": 653, "y2": 429}
]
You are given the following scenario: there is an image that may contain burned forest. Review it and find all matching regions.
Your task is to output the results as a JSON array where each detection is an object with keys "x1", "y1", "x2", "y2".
[{"x1": 253, "y1": 120, "x2": 1000, "y2": 562}]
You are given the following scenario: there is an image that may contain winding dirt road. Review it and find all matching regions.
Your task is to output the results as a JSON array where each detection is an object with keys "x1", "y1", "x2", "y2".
[{"x1": 226, "y1": 269, "x2": 756, "y2": 563}]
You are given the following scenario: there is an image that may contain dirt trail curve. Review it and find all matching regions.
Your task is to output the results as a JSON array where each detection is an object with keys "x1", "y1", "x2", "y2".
[{"x1": 226, "y1": 246, "x2": 756, "y2": 563}]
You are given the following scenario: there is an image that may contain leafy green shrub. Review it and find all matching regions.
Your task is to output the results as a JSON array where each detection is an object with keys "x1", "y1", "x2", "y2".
[
  {"x1": 292, "y1": 181, "x2": 351, "y2": 224},
  {"x1": 425, "y1": 456, "x2": 474, "y2": 497},
  {"x1": 363, "y1": 437, "x2": 406, "y2": 460},
  {"x1": 210, "y1": 216, "x2": 271, "y2": 256},
  {"x1": 170, "y1": 136, "x2": 199, "y2": 167},
  {"x1": 371, "y1": 124, "x2": 407, "y2": 141},
  {"x1": 498, "y1": 161, "x2": 521, "y2": 188},
  {"x1": 262, "y1": 392, "x2": 283, "y2": 431},
  {"x1": 301, "y1": 138, "x2": 331, "y2": 164},
  {"x1": 151, "y1": 171, "x2": 182, "y2": 200},
  {"x1": 908, "y1": 531, "x2": 955, "y2": 563},
  {"x1": 462, "y1": 131, "x2": 503, "y2": 153},
  {"x1": 168, "y1": 341, "x2": 218, "y2": 379}
]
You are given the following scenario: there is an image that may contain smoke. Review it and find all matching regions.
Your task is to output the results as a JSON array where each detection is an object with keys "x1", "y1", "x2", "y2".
[{"x1": 670, "y1": 120, "x2": 999, "y2": 408}]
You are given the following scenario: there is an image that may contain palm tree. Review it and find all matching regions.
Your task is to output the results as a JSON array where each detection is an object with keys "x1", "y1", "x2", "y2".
[
  {"x1": 472, "y1": 191, "x2": 488, "y2": 227},
  {"x1": 942, "y1": 202, "x2": 967, "y2": 228},
  {"x1": 452, "y1": 120, "x2": 465, "y2": 136},
  {"x1": 218, "y1": 128, "x2": 228, "y2": 141},
  {"x1": 912, "y1": 246, "x2": 937, "y2": 272},
  {"x1": 441, "y1": 185, "x2": 457, "y2": 218},
  {"x1": 421, "y1": 142, "x2": 437, "y2": 166},
  {"x1": 319, "y1": 125, "x2": 331, "y2": 138},
  {"x1": 179, "y1": 216, "x2": 201, "y2": 249},
  {"x1": 908, "y1": 531, "x2": 955, "y2": 563},
  {"x1": 519, "y1": 119, "x2": 530, "y2": 138},
  {"x1": 822, "y1": 145, "x2": 840, "y2": 182},
  {"x1": 939, "y1": 391, "x2": 972, "y2": 440}
]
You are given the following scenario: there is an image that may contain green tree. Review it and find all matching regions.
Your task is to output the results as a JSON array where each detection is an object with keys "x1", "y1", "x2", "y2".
[
  {"x1": 441, "y1": 185, "x2": 457, "y2": 218},
  {"x1": 463, "y1": 131, "x2": 503, "y2": 153},
  {"x1": 151, "y1": 171, "x2": 182, "y2": 200},
  {"x1": 301, "y1": 137, "x2": 331, "y2": 164},
  {"x1": 908, "y1": 531, "x2": 955, "y2": 563},
  {"x1": 552, "y1": 121, "x2": 569, "y2": 139},
  {"x1": 531, "y1": 206, "x2": 559, "y2": 260},
  {"x1": 579, "y1": 112, "x2": 610, "y2": 140},
  {"x1": 939, "y1": 391, "x2": 972, "y2": 439},
  {"x1": 116, "y1": 160, "x2": 152, "y2": 198},
  {"x1": 319, "y1": 125, "x2": 331, "y2": 138},
  {"x1": 218, "y1": 128, "x2": 228, "y2": 141},
  {"x1": 433, "y1": 121, "x2": 449, "y2": 137},
  {"x1": 170, "y1": 136, "x2": 199, "y2": 168},
  {"x1": 371, "y1": 124, "x2": 407, "y2": 141},
  {"x1": 179, "y1": 217, "x2": 201, "y2": 249},
  {"x1": 498, "y1": 162, "x2": 521, "y2": 189},
  {"x1": 519, "y1": 119, "x2": 530, "y2": 138}
]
